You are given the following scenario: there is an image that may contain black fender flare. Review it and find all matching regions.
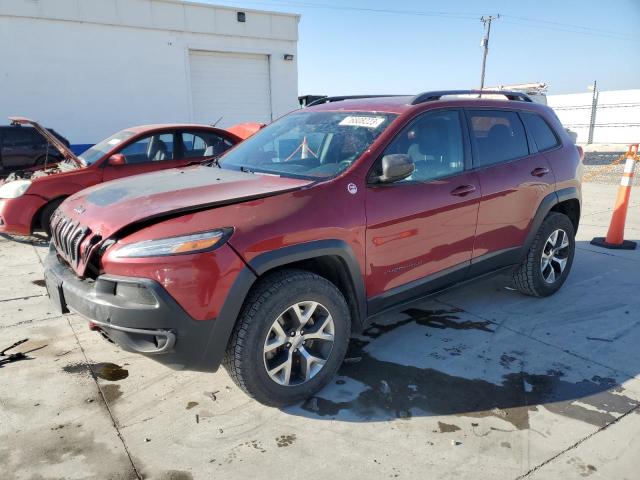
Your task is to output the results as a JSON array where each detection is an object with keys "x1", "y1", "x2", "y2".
[
  {"x1": 204, "y1": 239, "x2": 367, "y2": 371},
  {"x1": 521, "y1": 186, "x2": 581, "y2": 260}
]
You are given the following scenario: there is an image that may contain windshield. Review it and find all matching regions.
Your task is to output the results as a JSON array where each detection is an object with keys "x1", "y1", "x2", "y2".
[
  {"x1": 78, "y1": 130, "x2": 136, "y2": 165},
  {"x1": 219, "y1": 111, "x2": 397, "y2": 179}
]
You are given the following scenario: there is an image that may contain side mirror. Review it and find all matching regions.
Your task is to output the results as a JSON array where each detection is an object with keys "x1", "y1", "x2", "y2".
[
  {"x1": 107, "y1": 153, "x2": 126, "y2": 166},
  {"x1": 373, "y1": 154, "x2": 415, "y2": 183}
]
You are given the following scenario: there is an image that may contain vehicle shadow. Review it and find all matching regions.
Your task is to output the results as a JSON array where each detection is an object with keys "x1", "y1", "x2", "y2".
[
  {"x1": 0, "y1": 232, "x2": 49, "y2": 246},
  {"x1": 284, "y1": 240, "x2": 640, "y2": 429}
]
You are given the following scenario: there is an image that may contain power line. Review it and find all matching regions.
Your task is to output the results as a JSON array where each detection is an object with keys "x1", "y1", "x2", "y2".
[
  {"x1": 219, "y1": 0, "x2": 640, "y2": 42},
  {"x1": 499, "y1": 19, "x2": 637, "y2": 42},
  {"x1": 501, "y1": 14, "x2": 635, "y2": 38}
]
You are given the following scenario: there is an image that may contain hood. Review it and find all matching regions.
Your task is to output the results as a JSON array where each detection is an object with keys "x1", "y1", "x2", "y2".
[{"x1": 53, "y1": 166, "x2": 313, "y2": 276}]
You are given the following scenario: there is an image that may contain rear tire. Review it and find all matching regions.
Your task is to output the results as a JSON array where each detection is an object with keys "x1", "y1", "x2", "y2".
[
  {"x1": 39, "y1": 198, "x2": 64, "y2": 238},
  {"x1": 223, "y1": 269, "x2": 350, "y2": 407},
  {"x1": 512, "y1": 212, "x2": 575, "y2": 297}
]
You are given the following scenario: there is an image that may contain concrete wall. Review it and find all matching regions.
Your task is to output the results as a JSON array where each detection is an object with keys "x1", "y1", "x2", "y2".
[
  {"x1": 0, "y1": 0, "x2": 299, "y2": 143},
  {"x1": 548, "y1": 89, "x2": 640, "y2": 145}
]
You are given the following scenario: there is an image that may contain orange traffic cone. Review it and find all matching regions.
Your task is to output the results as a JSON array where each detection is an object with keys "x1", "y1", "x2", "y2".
[{"x1": 591, "y1": 144, "x2": 639, "y2": 250}]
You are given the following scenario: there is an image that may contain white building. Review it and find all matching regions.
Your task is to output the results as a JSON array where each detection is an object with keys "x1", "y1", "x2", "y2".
[
  {"x1": 0, "y1": 0, "x2": 300, "y2": 145},
  {"x1": 548, "y1": 89, "x2": 640, "y2": 145}
]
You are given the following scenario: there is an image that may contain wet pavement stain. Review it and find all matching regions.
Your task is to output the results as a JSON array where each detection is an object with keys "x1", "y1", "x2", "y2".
[
  {"x1": 363, "y1": 308, "x2": 493, "y2": 340},
  {"x1": 276, "y1": 434, "x2": 296, "y2": 447},
  {"x1": 437, "y1": 421, "x2": 461, "y2": 433},
  {"x1": 62, "y1": 362, "x2": 129, "y2": 381},
  {"x1": 0, "y1": 425, "x2": 137, "y2": 479},
  {"x1": 567, "y1": 458, "x2": 598, "y2": 477},
  {"x1": 294, "y1": 309, "x2": 639, "y2": 428},
  {"x1": 158, "y1": 471, "x2": 194, "y2": 480},
  {"x1": 102, "y1": 384, "x2": 122, "y2": 403}
]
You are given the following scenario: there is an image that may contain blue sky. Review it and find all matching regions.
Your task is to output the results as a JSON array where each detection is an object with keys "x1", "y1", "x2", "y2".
[{"x1": 205, "y1": 0, "x2": 640, "y2": 96}]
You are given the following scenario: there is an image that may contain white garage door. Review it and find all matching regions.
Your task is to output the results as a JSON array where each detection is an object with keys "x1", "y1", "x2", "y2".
[{"x1": 189, "y1": 50, "x2": 272, "y2": 127}]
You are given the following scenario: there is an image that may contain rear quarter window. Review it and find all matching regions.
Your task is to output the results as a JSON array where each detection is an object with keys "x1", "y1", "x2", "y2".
[
  {"x1": 4, "y1": 127, "x2": 43, "y2": 146},
  {"x1": 468, "y1": 110, "x2": 529, "y2": 167},
  {"x1": 521, "y1": 112, "x2": 560, "y2": 151}
]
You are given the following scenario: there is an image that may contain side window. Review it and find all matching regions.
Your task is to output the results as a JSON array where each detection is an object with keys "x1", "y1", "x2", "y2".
[
  {"x1": 521, "y1": 112, "x2": 559, "y2": 152},
  {"x1": 6, "y1": 128, "x2": 43, "y2": 147},
  {"x1": 468, "y1": 110, "x2": 529, "y2": 167},
  {"x1": 382, "y1": 110, "x2": 465, "y2": 183},
  {"x1": 119, "y1": 133, "x2": 174, "y2": 164},
  {"x1": 181, "y1": 131, "x2": 233, "y2": 158}
]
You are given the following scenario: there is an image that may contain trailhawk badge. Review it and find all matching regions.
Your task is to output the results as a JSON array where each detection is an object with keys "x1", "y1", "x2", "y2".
[{"x1": 347, "y1": 183, "x2": 358, "y2": 195}]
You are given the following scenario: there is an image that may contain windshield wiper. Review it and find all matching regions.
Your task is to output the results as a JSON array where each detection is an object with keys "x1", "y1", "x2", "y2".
[{"x1": 239, "y1": 166, "x2": 255, "y2": 174}]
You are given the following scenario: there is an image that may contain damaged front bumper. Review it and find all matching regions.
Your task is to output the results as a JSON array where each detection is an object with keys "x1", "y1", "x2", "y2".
[{"x1": 43, "y1": 245, "x2": 221, "y2": 371}]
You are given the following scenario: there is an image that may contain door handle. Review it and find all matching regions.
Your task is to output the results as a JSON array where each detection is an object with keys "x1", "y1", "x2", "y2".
[
  {"x1": 531, "y1": 167, "x2": 550, "y2": 177},
  {"x1": 450, "y1": 184, "x2": 476, "y2": 197}
]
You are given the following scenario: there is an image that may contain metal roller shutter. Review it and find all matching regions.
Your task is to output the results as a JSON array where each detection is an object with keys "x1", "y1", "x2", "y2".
[{"x1": 189, "y1": 50, "x2": 272, "y2": 127}]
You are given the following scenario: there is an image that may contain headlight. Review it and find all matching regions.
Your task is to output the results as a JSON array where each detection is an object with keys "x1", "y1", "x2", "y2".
[
  {"x1": 0, "y1": 180, "x2": 31, "y2": 199},
  {"x1": 112, "y1": 228, "x2": 233, "y2": 258}
]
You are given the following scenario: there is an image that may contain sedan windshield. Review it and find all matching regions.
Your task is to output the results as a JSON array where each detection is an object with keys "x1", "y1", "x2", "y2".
[
  {"x1": 78, "y1": 130, "x2": 136, "y2": 165},
  {"x1": 220, "y1": 111, "x2": 397, "y2": 179}
]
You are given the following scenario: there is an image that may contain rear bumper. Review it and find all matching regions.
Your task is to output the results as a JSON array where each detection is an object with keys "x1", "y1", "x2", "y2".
[
  {"x1": 43, "y1": 245, "x2": 223, "y2": 371},
  {"x1": 0, "y1": 195, "x2": 46, "y2": 235}
]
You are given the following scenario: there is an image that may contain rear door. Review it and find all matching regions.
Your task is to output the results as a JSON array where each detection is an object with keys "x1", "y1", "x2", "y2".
[
  {"x1": 102, "y1": 131, "x2": 184, "y2": 182},
  {"x1": 365, "y1": 109, "x2": 480, "y2": 312},
  {"x1": 178, "y1": 130, "x2": 235, "y2": 166},
  {"x1": 467, "y1": 109, "x2": 556, "y2": 270},
  {"x1": 1, "y1": 127, "x2": 42, "y2": 168}
]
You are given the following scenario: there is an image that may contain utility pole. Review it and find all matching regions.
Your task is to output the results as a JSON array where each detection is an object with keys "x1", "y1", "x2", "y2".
[
  {"x1": 588, "y1": 80, "x2": 598, "y2": 144},
  {"x1": 479, "y1": 15, "x2": 499, "y2": 95}
]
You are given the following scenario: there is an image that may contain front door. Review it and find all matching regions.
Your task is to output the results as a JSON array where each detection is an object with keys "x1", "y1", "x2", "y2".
[
  {"x1": 102, "y1": 131, "x2": 185, "y2": 182},
  {"x1": 365, "y1": 109, "x2": 480, "y2": 313}
]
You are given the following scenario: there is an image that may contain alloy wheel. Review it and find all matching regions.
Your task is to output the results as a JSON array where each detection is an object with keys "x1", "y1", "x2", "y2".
[
  {"x1": 540, "y1": 229, "x2": 570, "y2": 284},
  {"x1": 263, "y1": 301, "x2": 335, "y2": 386}
]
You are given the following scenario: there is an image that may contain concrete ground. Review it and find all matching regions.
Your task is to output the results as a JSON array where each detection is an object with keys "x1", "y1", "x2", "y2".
[{"x1": 1, "y1": 181, "x2": 639, "y2": 480}]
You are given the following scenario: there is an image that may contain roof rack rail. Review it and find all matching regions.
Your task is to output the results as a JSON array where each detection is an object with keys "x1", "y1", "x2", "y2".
[
  {"x1": 306, "y1": 95, "x2": 404, "y2": 107},
  {"x1": 411, "y1": 90, "x2": 533, "y2": 105}
]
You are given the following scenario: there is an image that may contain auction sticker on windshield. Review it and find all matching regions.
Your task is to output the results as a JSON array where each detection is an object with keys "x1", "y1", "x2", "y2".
[{"x1": 339, "y1": 116, "x2": 386, "y2": 129}]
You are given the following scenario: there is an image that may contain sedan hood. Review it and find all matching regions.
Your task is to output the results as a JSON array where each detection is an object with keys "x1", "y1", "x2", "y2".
[{"x1": 54, "y1": 166, "x2": 312, "y2": 275}]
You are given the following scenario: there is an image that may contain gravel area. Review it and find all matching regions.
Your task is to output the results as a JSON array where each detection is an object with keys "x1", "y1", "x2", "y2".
[{"x1": 583, "y1": 152, "x2": 639, "y2": 185}]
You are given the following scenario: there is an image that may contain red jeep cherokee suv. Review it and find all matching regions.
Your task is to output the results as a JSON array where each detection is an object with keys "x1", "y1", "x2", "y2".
[{"x1": 43, "y1": 91, "x2": 582, "y2": 406}]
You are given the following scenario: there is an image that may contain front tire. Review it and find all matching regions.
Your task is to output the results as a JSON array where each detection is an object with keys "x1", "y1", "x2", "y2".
[
  {"x1": 39, "y1": 198, "x2": 64, "y2": 238},
  {"x1": 512, "y1": 212, "x2": 576, "y2": 297},
  {"x1": 223, "y1": 269, "x2": 350, "y2": 407}
]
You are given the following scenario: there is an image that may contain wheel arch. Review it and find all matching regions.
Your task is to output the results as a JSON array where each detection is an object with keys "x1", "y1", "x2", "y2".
[
  {"x1": 247, "y1": 240, "x2": 367, "y2": 332},
  {"x1": 31, "y1": 195, "x2": 68, "y2": 231},
  {"x1": 522, "y1": 187, "x2": 581, "y2": 259},
  {"x1": 550, "y1": 197, "x2": 580, "y2": 232},
  {"x1": 205, "y1": 240, "x2": 367, "y2": 372}
]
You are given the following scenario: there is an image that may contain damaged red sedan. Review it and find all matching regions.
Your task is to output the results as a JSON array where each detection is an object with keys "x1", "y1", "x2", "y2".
[{"x1": 0, "y1": 118, "x2": 259, "y2": 236}]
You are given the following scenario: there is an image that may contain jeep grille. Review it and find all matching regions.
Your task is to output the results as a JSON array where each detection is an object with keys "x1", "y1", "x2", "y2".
[{"x1": 51, "y1": 214, "x2": 91, "y2": 267}]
